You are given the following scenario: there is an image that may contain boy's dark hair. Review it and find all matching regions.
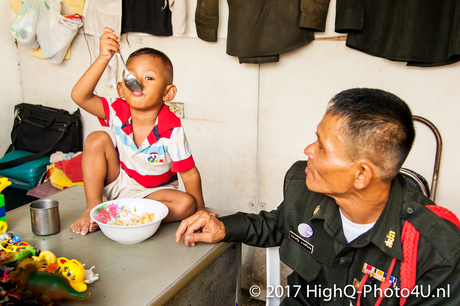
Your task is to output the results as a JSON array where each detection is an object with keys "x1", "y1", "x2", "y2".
[
  {"x1": 326, "y1": 88, "x2": 415, "y2": 182},
  {"x1": 127, "y1": 47, "x2": 174, "y2": 83}
]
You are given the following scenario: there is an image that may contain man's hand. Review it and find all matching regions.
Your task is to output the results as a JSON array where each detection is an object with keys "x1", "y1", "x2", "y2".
[{"x1": 175, "y1": 210, "x2": 226, "y2": 246}]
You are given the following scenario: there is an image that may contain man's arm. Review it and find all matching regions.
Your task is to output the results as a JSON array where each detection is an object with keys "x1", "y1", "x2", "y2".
[
  {"x1": 220, "y1": 210, "x2": 284, "y2": 246},
  {"x1": 405, "y1": 258, "x2": 460, "y2": 306},
  {"x1": 71, "y1": 27, "x2": 120, "y2": 119},
  {"x1": 179, "y1": 166, "x2": 205, "y2": 210}
]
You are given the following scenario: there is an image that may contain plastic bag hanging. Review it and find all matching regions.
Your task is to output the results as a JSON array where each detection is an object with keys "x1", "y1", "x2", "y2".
[
  {"x1": 36, "y1": 0, "x2": 83, "y2": 64},
  {"x1": 10, "y1": 0, "x2": 42, "y2": 49}
]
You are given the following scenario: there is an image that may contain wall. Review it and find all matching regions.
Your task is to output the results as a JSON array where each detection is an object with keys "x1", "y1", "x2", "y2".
[
  {"x1": 3, "y1": 0, "x2": 460, "y2": 219},
  {"x1": 258, "y1": 42, "x2": 460, "y2": 214},
  {"x1": 1, "y1": 3, "x2": 22, "y2": 153}
]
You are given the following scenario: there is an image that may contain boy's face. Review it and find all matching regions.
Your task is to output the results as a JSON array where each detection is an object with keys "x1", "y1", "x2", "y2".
[{"x1": 119, "y1": 54, "x2": 176, "y2": 110}]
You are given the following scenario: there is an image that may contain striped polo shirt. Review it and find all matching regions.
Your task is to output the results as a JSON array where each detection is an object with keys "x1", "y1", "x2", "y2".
[{"x1": 99, "y1": 97, "x2": 195, "y2": 188}]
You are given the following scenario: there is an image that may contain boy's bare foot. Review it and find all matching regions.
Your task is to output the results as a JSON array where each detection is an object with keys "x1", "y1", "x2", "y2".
[{"x1": 70, "y1": 208, "x2": 99, "y2": 235}]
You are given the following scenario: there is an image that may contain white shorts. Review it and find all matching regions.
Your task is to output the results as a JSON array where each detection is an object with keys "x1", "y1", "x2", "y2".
[{"x1": 103, "y1": 168, "x2": 179, "y2": 200}]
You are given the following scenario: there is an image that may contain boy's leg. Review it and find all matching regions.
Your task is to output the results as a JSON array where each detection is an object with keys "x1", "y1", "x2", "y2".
[
  {"x1": 70, "y1": 131, "x2": 120, "y2": 235},
  {"x1": 145, "y1": 189, "x2": 196, "y2": 223}
]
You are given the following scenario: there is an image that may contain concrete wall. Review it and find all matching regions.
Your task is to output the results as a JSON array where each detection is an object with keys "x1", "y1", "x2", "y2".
[
  {"x1": 1, "y1": 3, "x2": 22, "y2": 152},
  {"x1": 3, "y1": 0, "x2": 460, "y2": 218}
]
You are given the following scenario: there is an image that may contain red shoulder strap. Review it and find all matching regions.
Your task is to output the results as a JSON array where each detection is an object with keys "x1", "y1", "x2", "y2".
[
  {"x1": 399, "y1": 205, "x2": 460, "y2": 306},
  {"x1": 426, "y1": 205, "x2": 460, "y2": 230},
  {"x1": 357, "y1": 205, "x2": 460, "y2": 306}
]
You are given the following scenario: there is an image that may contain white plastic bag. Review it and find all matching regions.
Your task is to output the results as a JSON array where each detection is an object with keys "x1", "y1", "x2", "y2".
[
  {"x1": 10, "y1": 0, "x2": 41, "y2": 49},
  {"x1": 36, "y1": 0, "x2": 83, "y2": 64}
]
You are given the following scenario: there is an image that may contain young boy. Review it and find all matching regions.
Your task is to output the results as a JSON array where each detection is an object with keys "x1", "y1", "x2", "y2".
[{"x1": 70, "y1": 27, "x2": 205, "y2": 235}]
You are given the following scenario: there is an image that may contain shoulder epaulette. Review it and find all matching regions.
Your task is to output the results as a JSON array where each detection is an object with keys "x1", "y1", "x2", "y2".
[{"x1": 357, "y1": 205, "x2": 460, "y2": 306}]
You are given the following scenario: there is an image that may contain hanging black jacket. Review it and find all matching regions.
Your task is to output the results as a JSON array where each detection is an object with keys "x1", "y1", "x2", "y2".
[
  {"x1": 195, "y1": 0, "x2": 330, "y2": 64},
  {"x1": 335, "y1": 0, "x2": 460, "y2": 67},
  {"x1": 122, "y1": 0, "x2": 172, "y2": 36}
]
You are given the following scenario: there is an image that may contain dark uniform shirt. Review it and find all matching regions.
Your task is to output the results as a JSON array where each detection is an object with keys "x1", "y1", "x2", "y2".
[{"x1": 221, "y1": 161, "x2": 460, "y2": 305}]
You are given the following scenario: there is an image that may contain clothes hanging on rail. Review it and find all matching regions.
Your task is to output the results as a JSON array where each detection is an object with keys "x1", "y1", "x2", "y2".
[
  {"x1": 170, "y1": 0, "x2": 187, "y2": 34},
  {"x1": 122, "y1": 0, "x2": 173, "y2": 36},
  {"x1": 82, "y1": 0, "x2": 122, "y2": 88},
  {"x1": 195, "y1": 0, "x2": 331, "y2": 64},
  {"x1": 335, "y1": 0, "x2": 460, "y2": 67}
]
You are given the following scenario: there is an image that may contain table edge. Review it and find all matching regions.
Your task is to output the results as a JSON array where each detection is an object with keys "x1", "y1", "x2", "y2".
[{"x1": 148, "y1": 241, "x2": 236, "y2": 305}]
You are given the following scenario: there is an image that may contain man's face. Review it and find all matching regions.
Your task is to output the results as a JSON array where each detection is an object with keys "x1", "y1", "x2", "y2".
[{"x1": 304, "y1": 113, "x2": 357, "y2": 196}]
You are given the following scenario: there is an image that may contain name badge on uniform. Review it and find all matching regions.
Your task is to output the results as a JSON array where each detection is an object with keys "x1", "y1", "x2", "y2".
[{"x1": 290, "y1": 231, "x2": 314, "y2": 254}]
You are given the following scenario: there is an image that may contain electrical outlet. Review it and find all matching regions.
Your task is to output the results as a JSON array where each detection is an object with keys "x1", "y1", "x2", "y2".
[{"x1": 166, "y1": 102, "x2": 184, "y2": 118}]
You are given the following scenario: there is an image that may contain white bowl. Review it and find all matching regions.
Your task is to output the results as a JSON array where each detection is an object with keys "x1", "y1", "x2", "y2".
[{"x1": 90, "y1": 198, "x2": 169, "y2": 244}]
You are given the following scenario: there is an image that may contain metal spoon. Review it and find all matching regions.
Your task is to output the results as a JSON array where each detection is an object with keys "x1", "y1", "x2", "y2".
[{"x1": 117, "y1": 52, "x2": 143, "y2": 93}]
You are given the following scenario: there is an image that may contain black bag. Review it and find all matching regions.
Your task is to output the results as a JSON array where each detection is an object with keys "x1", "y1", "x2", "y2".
[{"x1": 0, "y1": 103, "x2": 83, "y2": 170}]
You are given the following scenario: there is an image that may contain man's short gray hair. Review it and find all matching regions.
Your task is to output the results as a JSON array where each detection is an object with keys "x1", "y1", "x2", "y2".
[{"x1": 327, "y1": 88, "x2": 415, "y2": 182}]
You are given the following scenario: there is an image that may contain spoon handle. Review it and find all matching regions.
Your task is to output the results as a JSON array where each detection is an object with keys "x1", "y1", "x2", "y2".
[{"x1": 117, "y1": 52, "x2": 129, "y2": 72}]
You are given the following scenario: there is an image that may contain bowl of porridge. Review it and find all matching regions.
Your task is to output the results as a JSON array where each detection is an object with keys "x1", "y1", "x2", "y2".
[{"x1": 90, "y1": 198, "x2": 168, "y2": 244}]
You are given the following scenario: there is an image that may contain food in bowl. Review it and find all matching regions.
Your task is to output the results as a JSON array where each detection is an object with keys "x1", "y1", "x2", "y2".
[
  {"x1": 111, "y1": 212, "x2": 155, "y2": 226},
  {"x1": 93, "y1": 203, "x2": 155, "y2": 226},
  {"x1": 90, "y1": 199, "x2": 168, "y2": 244}
]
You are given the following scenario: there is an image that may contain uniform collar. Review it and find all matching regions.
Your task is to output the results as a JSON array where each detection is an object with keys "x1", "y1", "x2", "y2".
[
  {"x1": 369, "y1": 175, "x2": 404, "y2": 261},
  {"x1": 310, "y1": 175, "x2": 405, "y2": 261},
  {"x1": 310, "y1": 196, "x2": 344, "y2": 241}
]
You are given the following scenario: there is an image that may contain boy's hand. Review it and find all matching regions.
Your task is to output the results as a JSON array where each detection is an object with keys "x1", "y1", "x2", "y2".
[{"x1": 99, "y1": 27, "x2": 120, "y2": 62}]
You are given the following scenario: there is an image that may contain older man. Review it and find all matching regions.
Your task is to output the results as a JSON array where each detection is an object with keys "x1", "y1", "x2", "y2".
[{"x1": 175, "y1": 88, "x2": 460, "y2": 305}]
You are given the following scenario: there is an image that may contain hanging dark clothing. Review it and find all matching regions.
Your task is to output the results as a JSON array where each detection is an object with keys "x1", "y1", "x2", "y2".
[
  {"x1": 196, "y1": 0, "x2": 331, "y2": 64},
  {"x1": 122, "y1": 0, "x2": 173, "y2": 37},
  {"x1": 335, "y1": 0, "x2": 460, "y2": 67}
]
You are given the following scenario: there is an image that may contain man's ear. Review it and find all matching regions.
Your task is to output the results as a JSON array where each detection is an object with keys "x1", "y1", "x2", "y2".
[
  {"x1": 354, "y1": 161, "x2": 373, "y2": 190},
  {"x1": 117, "y1": 82, "x2": 123, "y2": 98},
  {"x1": 163, "y1": 85, "x2": 177, "y2": 102}
]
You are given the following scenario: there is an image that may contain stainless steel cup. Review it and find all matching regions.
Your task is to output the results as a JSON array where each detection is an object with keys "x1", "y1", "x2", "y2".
[{"x1": 30, "y1": 199, "x2": 60, "y2": 236}]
